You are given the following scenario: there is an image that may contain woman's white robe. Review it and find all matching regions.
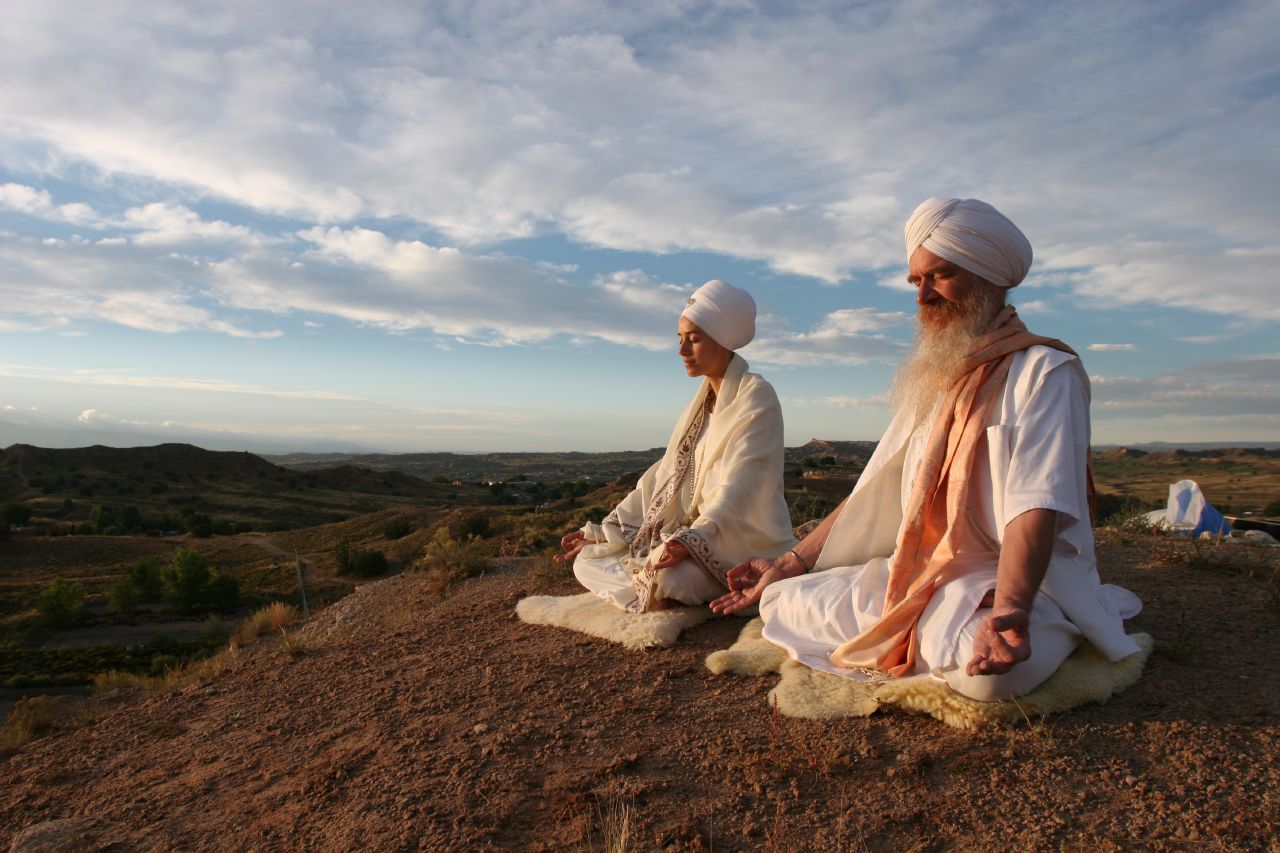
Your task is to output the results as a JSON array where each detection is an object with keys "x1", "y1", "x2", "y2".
[{"x1": 574, "y1": 354, "x2": 796, "y2": 612}]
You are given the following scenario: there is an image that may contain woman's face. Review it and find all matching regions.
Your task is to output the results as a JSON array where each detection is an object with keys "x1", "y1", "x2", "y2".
[{"x1": 677, "y1": 316, "x2": 733, "y2": 380}]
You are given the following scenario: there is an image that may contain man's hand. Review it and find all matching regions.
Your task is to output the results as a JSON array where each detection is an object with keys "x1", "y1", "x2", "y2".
[
  {"x1": 649, "y1": 540, "x2": 689, "y2": 571},
  {"x1": 965, "y1": 606, "x2": 1032, "y2": 676},
  {"x1": 554, "y1": 530, "x2": 589, "y2": 563},
  {"x1": 709, "y1": 557, "x2": 787, "y2": 615}
]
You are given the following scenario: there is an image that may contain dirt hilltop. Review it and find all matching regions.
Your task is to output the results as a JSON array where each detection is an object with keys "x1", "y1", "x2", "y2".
[{"x1": 2, "y1": 529, "x2": 1278, "y2": 851}]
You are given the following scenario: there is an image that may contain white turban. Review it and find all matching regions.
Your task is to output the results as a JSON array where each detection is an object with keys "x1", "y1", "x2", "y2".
[
  {"x1": 904, "y1": 197, "x2": 1033, "y2": 288},
  {"x1": 680, "y1": 279, "x2": 756, "y2": 350}
]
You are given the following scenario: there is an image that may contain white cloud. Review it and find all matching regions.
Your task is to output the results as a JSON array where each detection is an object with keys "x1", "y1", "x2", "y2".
[
  {"x1": 791, "y1": 394, "x2": 888, "y2": 410},
  {"x1": 1, "y1": 363, "x2": 360, "y2": 401},
  {"x1": 0, "y1": 0, "x2": 1271, "y2": 312},
  {"x1": 1092, "y1": 358, "x2": 1280, "y2": 418},
  {"x1": 0, "y1": 182, "x2": 101, "y2": 226},
  {"x1": 1087, "y1": 343, "x2": 1137, "y2": 352},
  {"x1": 746, "y1": 308, "x2": 910, "y2": 367}
]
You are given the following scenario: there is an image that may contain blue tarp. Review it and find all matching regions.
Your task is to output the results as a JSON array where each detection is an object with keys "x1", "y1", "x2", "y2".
[{"x1": 1166, "y1": 479, "x2": 1232, "y2": 538}]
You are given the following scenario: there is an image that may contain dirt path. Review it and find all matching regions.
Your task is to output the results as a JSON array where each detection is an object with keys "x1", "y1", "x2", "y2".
[{"x1": 2, "y1": 532, "x2": 1277, "y2": 851}]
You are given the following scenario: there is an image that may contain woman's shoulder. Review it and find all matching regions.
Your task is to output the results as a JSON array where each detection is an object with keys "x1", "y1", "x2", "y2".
[{"x1": 735, "y1": 370, "x2": 782, "y2": 409}]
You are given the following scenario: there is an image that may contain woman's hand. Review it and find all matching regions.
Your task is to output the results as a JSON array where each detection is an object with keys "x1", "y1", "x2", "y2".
[
  {"x1": 554, "y1": 530, "x2": 589, "y2": 563},
  {"x1": 648, "y1": 540, "x2": 690, "y2": 571},
  {"x1": 709, "y1": 557, "x2": 788, "y2": 615}
]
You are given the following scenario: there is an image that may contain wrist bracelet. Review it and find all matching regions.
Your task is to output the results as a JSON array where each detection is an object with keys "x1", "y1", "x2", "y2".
[{"x1": 788, "y1": 548, "x2": 811, "y2": 574}]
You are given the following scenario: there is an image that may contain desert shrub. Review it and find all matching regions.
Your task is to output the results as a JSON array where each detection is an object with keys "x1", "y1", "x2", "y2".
[
  {"x1": 413, "y1": 528, "x2": 490, "y2": 582},
  {"x1": 1096, "y1": 494, "x2": 1156, "y2": 528},
  {"x1": 0, "y1": 696, "x2": 57, "y2": 750},
  {"x1": 202, "y1": 615, "x2": 230, "y2": 644},
  {"x1": 333, "y1": 538, "x2": 389, "y2": 578},
  {"x1": 149, "y1": 654, "x2": 181, "y2": 675},
  {"x1": 786, "y1": 490, "x2": 839, "y2": 528},
  {"x1": 1265, "y1": 498, "x2": 1280, "y2": 517},
  {"x1": 35, "y1": 578, "x2": 86, "y2": 628},
  {"x1": 1, "y1": 503, "x2": 31, "y2": 527},
  {"x1": 457, "y1": 514, "x2": 492, "y2": 539},
  {"x1": 384, "y1": 519, "x2": 413, "y2": 540},
  {"x1": 161, "y1": 548, "x2": 240, "y2": 613},
  {"x1": 351, "y1": 549, "x2": 388, "y2": 577}
]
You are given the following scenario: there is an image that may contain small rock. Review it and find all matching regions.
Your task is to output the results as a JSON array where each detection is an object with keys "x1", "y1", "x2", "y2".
[
  {"x1": 10, "y1": 817, "x2": 106, "y2": 853},
  {"x1": 472, "y1": 723, "x2": 488, "y2": 734}
]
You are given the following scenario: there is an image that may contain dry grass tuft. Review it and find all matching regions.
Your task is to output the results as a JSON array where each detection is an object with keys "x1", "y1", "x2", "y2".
[
  {"x1": 0, "y1": 696, "x2": 58, "y2": 750},
  {"x1": 579, "y1": 794, "x2": 633, "y2": 853},
  {"x1": 234, "y1": 601, "x2": 302, "y2": 644}
]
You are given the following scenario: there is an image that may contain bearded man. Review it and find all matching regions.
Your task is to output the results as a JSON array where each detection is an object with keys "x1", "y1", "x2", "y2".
[{"x1": 711, "y1": 198, "x2": 1142, "y2": 701}]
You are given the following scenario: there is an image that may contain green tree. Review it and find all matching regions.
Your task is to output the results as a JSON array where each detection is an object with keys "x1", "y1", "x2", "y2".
[
  {"x1": 121, "y1": 505, "x2": 144, "y2": 532},
  {"x1": 334, "y1": 537, "x2": 356, "y2": 574},
  {"x1": 36, "y1": 578, "x2": 86, "y2": 628},
  {"x1": 106, "y1": 576, "x2": 141, "y2": 613},
  {"x1": 160, "y1": 548, "x2": 239, "y2": 613},
  {"x1": 129, "y1": 558, "x2": 164, "y2": 599},
  {"x1": 89, "y1": 504, "x2": 117, "y2": 533}
]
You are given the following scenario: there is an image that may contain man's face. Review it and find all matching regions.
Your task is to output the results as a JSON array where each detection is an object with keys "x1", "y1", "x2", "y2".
[{"x1": 907, "y1": 247, "x2": 988, "y2": 331}]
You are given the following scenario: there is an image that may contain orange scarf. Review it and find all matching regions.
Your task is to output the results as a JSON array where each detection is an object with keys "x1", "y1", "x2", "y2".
[{"x1": 829, "y1": 306, "x2": 1082, "y2": 677}]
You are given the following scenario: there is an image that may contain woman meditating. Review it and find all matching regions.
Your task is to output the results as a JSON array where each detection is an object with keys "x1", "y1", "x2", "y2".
[{"x1": 557, "y1": 279, "x2": 796, "y2": 613}]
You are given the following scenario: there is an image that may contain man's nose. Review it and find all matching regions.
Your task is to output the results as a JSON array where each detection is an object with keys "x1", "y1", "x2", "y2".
[{"x1": 916, "y1": 279, "x2": 936, "y2": 304}]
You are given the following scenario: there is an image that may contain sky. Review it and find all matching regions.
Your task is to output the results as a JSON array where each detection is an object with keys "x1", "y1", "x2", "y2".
[{"x1": 1, "y1": 0, "x2": 1277, "y2": 453}]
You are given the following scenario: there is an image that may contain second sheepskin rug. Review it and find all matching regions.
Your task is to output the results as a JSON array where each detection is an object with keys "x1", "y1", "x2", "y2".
[
  {"x1": 517, "y1": 592, "x2": 712, "y2": 650},
  {"x1": 706, "y1": 618, "x2": 1152, "y2": 730}
]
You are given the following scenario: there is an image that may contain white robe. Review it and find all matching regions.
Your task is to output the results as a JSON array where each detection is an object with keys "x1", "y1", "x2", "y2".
[
  {"x1": 575, "y1": 354, "x2": 796, "y2": 611},
  {"x1": 761, "y1": 346, "x2": 1142, "y2": 689}
]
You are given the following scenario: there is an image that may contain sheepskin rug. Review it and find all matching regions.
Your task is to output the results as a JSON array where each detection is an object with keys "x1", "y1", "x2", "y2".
[
  {"x1": 706, "y1": 618, "x2": 1153, "y2": 730},
  {"x1": 517, "y1": 592, "x2": 712, "y2": 650}
]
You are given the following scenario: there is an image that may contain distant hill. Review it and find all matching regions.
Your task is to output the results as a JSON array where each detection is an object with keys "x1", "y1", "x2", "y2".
[{"x1": 0, "y1": 443, "x2": 487, "y2": 530}]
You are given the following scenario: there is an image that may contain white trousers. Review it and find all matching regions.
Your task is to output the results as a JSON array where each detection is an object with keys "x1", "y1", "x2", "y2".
[
  {"x1": 761, "y1": 569, "x2": 1081, "y2": 702},
  {"x1": 573, "y1": 553, "x2": 725, "y2": 611},
  {"x1": 941, "y1": 596, "x2": 1082, "y2": 701}
]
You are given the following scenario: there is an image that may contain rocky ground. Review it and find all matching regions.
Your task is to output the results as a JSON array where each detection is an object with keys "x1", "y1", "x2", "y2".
[{"x1": 1, "y1": 529, "x2": 1277, "y2": 851}]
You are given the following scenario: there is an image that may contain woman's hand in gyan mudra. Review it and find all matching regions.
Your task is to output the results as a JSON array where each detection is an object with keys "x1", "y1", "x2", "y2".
[
  {"x1": 649, "y1": 541, "x2": 689, "y2": 571},
  {"x1": 555, "y1": 530, "x2": 589, "y2": 563},
  {"x1": 709, "y1": 557, "x2": 787, "y2": 615}
]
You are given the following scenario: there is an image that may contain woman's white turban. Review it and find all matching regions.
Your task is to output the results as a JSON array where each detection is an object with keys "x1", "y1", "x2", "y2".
[
  {"x1": 904, "y1": 197, "x2": 1033, "y2": 288},
  {"x1": 681, "y1": 279, "x2": 756, "y2": 350}
]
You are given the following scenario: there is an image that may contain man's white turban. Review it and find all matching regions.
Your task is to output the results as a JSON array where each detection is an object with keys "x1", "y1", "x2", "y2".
[
  {"x1": 904, "y1": 197, "x2": 1033, "y2": 288},
  {"x1": 681, "y1": 279, "x2": 756, "y2": 350}
]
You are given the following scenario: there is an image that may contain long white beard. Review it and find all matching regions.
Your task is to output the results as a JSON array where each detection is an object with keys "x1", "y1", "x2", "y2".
[{"x1": 890, "y1": 286, "x2": 1005, "y2": 427}]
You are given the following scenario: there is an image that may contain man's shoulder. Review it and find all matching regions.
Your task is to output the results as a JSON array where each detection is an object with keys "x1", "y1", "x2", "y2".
[
  {"x1": 1007, "y1": 344, "x2": 1089, "y2": 409},
  {"x1": 1014, "y1": 344, "x2": 1084, "y2": 385}
]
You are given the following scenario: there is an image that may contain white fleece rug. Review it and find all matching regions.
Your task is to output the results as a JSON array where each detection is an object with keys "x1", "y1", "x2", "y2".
[
  {"x1": 706, "y1": 618, "x2": 1153, "y2": 730},
  {"x1": 517, "y1": 592, "x2": 712, "y2": 650}
]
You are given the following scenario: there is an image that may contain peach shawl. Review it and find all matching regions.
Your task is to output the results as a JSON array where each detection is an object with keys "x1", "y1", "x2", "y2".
[{"x1": 829, "y1": 306, "x2": 1081, "y2": 677}]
